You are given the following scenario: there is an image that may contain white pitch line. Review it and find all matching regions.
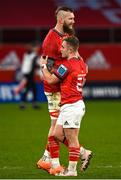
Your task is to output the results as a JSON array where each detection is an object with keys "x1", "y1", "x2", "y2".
[{"x1": 97, "y1": 165, "x2": 121, "y2": 168}]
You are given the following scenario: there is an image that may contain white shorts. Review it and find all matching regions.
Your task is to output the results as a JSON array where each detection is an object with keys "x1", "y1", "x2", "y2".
[
  {"x1": 45, "y1": 92, "x2": 61, "y2": 111},
  {"x1": 57, "y1": 100, "x2": 85, "y2": 128}
]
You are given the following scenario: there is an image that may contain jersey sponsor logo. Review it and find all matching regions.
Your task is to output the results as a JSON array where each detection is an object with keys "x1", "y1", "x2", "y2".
[{"x1": 57, "y1": 64, "x2": 68, "y2": 77}]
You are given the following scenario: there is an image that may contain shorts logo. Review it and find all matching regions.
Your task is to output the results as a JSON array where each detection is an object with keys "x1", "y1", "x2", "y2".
[
  {"x1": 49, "y1": 102, "x2": 53, "y2": 106},
  {"x1": 75, "y1": 121, "x2": 79, "y2": 126},
  {"x1": 64, "y1": 121, "x2": 69, "y2": 126}
]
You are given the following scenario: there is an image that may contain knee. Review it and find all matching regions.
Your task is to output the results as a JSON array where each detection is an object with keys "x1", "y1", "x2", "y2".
[
  {"x1": 53, "y1": 131, "x2": 60, "y2": 141},
  {"x1": 66, "y1": 136, "x2": 79, "y2": 147},
  {"x1": 53, "y1": 129, "x2": 64, "y2": 142}
]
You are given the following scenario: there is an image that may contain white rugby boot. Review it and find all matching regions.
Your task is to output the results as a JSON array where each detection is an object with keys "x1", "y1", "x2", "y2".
[{"x1": 80, "y1": 149, "x2": 92, "y2": 171}]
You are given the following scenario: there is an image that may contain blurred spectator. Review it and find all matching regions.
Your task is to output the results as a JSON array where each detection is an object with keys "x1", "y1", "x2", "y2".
[{"x1": 14, "y1": 42, "x2": 42, "y2": 109}]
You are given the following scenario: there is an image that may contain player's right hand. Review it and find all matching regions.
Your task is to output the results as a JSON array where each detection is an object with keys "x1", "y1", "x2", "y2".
[{"x1": 40, "y1": 55, "x2": 48, "y2": 67}]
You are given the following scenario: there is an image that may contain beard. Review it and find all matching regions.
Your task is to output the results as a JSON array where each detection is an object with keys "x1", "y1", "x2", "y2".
[{"x1": 63, "y1": 22, "x2": 75, "y2": 36}]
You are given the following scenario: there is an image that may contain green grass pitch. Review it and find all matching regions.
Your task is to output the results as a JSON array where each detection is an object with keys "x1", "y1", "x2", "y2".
[{"x1": 0, "y1": 100, "x2": 121, "y2": 179}]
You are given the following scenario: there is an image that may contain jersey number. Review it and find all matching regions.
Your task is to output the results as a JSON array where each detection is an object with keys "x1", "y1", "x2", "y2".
[{"x1": 76, "y1": 74, "x2": 86, "y2": 92}]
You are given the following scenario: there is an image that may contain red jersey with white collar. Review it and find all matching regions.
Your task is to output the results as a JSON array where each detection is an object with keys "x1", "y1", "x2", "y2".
[
  {"x1": 42, "y1": 28, "x2": 67, "y2": 92},
  {"x1": 54, "y1": 57, "x2": 87, "y2": 105}
]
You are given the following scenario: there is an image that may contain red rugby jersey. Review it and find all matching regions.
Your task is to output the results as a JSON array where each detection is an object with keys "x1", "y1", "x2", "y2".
[
  {"x1": 42, "y1": 28, "x2": 66, "y2": 92},
  {"x1": 54, "y1": 58, "x2": 87, "y2": 105}
]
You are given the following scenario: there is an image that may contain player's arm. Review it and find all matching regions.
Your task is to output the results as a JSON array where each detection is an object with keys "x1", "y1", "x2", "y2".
[{"x1": 40, "y1": 56, "x2": 60, "y2": 84}]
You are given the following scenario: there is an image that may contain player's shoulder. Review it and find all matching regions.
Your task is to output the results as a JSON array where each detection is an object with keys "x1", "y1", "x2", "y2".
[
  {"x1": 78, "y1": 58, "x2": 88, "y2": 74},
  {"x1": 45, "y1": 29, "x2": 54, "y2": 38},
  {"x1": 44, "y1": 28, "x2": 61, "y2": 41},
  {"x1": 78, "y1": 56, "x2": 86, "y2": 65},
  {"x1": 57, "y1": 59, "x2": 69, "y2": 72},
  {"x1": 61, "y1": 59, "x2": 69, "y2": 67},
  {"x1": 42, "y1": 29, "x2": 55, "y2": 45}
]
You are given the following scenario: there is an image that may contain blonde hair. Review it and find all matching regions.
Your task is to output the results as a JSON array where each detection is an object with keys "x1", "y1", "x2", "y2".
[{"x1": 55, "y1": 6, "x2": 74, "y2": 19}]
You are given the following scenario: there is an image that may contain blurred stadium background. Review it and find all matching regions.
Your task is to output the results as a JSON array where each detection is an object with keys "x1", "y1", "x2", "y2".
[{"x1": 0, "y1": 0, "x2": 121, "y2": 179}]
